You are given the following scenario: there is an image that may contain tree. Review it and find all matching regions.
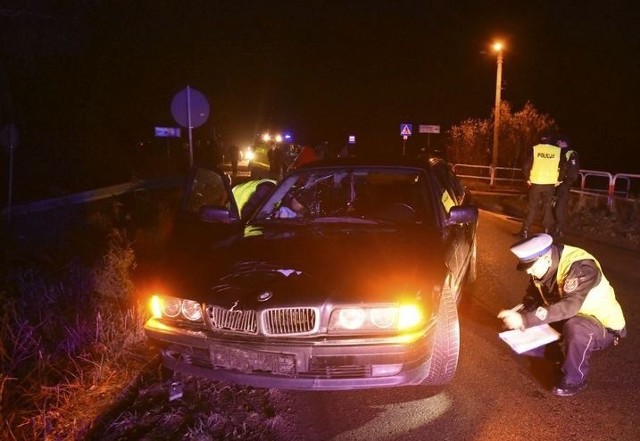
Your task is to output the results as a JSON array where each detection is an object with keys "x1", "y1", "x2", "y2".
[{"x1": 445, "y1": 101, "x2": 557, "y2": 168}]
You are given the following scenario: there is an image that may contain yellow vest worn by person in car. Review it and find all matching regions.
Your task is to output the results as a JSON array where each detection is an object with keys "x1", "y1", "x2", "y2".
[
  {"x1": 529, "y1": 144, "x2": 561, "y2": 185},
  {"x1": 557, "y1": 245, "x2": 626, "y2": 331},
  {"x1": 232, "y1": 179, "x2": 276, "y2": 216}
]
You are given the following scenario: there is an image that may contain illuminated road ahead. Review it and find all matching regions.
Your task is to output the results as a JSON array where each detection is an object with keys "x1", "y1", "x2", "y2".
[{"x1": 276, "y1": 209, "x2": 640, "y2": 441}]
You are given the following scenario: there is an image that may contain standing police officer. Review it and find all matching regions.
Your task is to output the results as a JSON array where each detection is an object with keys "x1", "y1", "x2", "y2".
[
  {"x1": 516, "y1": 135, "x2": 566, "y2": 238},
  {"x1": 553, "y1": 135, "x2": 580, "y2": 238},
  {"x1": 498, "y1": 234, "x2": 626, "y2": 396}
]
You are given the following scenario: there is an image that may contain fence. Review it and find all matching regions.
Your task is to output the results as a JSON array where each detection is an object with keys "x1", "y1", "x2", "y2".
[{"x1": 453, "y1": 164, "x2": 640, "y2": 199}]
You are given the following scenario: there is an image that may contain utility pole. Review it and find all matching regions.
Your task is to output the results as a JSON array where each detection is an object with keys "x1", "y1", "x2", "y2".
[{"x1": 492, "y1": 42, "x2": 504, "y2": 170}]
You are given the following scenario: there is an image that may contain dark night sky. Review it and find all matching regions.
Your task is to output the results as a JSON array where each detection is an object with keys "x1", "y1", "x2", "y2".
[{"x1": 2, "y1": 1, "x2": 640, "y2": 202}]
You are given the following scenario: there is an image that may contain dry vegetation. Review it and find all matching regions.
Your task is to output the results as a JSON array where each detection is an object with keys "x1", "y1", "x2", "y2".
[{"x1": 0, "y1": 195, "x2": 293, "y2": 440}]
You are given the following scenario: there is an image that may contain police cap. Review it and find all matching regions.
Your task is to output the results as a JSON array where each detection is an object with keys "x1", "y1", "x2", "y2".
[
  {"x1": 556, "y1": 135, "x2": 570, "y2": 149},
  {"x1": 540, "y1": 133, "x2": 555, "y2": 145},
  {"x1": 510, "y1": 233, "x2": 553, "y2": 270}
]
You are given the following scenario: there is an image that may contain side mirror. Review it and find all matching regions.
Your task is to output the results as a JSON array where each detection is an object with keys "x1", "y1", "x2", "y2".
[
  {"x1": 199, "y1": 205, "x2": 239, "y2": 224},
  {"x1": 445, "y1": 205, "x2": 478, "y2": 226}
]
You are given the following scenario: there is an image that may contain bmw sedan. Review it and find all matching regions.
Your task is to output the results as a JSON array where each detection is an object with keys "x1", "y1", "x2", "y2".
[{"x1": 144, "y1": 156, "x2": 478, "y2": 391}]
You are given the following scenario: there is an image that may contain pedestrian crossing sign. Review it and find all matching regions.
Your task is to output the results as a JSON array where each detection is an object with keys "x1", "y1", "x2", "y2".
[{"x1": 400, "y1": 124, "x2": 412, "y2": 136}]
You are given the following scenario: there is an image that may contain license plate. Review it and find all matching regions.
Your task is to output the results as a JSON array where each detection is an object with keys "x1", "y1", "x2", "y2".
[{"x1": 209, "y1": 345, "x2": 296, "y2": 375}]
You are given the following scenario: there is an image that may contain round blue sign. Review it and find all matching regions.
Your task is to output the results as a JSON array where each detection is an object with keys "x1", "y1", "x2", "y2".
[{"x1": 171, "y1": 86, "x2": 210, "y2": 128}]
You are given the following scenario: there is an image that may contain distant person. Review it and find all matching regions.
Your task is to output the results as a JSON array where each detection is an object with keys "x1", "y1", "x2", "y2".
[
  {"x1": 516, "y1": 134, "x2": 566, "y2": 239},
  {"x1": 288, "y1": 145, "x2": 319, "y2": 171},
  {"x1": 267, "y1": 144, "x2": 285, "y2": 180},
  {"x1": 228, "y1": 144, "x2": 240, "y2": 176},
  {"x1": 498, "y1": 233, "x2": 626, "y2": 396},
  {"x1": 553, "y1": 135, "x2": 580, "y2": 238}
]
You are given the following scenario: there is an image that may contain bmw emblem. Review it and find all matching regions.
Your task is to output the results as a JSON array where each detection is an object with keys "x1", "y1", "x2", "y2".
[{"x1": 257, "y1": 291, "x2": 273, "y2": 302}]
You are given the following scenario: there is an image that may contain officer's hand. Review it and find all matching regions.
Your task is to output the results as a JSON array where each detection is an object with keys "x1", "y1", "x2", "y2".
[{"x1": 497, "y1": 309, "x2": 524, "y2": 331}]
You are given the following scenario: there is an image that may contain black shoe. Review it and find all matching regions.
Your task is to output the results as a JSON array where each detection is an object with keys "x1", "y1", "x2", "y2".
[
  {"x1": 552, "y1": 379, "x2": 586, "y2": 397},
  {"x1": 513, "y1": 229, "x2": 528, "y2": 239}
]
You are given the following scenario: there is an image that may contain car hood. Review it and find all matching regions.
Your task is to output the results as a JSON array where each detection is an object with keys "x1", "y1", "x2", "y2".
[{"x1": 158, "y1": 222, "x2": 448, "y2": 310}]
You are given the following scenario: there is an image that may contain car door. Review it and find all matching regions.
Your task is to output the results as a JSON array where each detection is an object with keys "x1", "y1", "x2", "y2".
[
  {"x1": 181, "y1": 166, "x2": 239, "y2": 219},
  {"x1": 430, "y1": 162, "x2": 470, "y2": 296}
]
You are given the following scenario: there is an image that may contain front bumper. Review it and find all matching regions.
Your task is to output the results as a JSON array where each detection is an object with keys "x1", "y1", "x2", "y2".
[{"x1": 144, "y1": 318, "x2": 436, "y2": 390}]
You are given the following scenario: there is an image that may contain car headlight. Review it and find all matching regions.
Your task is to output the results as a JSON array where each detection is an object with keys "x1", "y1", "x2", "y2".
[
  {"x1": 370, "y1": 307, "x2": 397, "y2": 329},
  {"x1": 181, "y1": 299, "x2": 203, "y2": 321},
  {"x1": 397, "y1": 305, "x2": 423, "y2": 330},
  {"x1": 150, "y1": 295, "x2": 203, "y2": 322},
  {"x1": 328, "y1": 304, "x2": 424, "y2": 333},
  {"x1": 336, "y1": 308, "x2": 366, "y2": 330}
]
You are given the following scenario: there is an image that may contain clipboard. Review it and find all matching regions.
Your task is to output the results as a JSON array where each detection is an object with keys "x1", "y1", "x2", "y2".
[{"x1": 499, "y1": 324, "x2": 561, "y2": 354}]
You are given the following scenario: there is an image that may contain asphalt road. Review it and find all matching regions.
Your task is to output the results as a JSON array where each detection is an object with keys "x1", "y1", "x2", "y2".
[{"x1": 272, "y1": 209, "x2": 640, "y2": 441}]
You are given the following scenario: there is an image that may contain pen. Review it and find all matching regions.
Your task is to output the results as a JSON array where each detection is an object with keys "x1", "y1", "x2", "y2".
[{"x1": 511, "y1": 303, "x2": 524, "y2": 313}]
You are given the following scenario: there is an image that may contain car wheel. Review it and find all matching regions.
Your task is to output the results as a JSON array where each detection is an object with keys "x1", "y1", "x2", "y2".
[{"x1": 421, "y1": 281, "x2": 460, "y2": 385}]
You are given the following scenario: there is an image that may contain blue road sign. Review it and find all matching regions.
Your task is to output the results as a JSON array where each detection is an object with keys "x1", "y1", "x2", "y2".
[
  {"x1": 400, "y1": 124, "x2": 412, "y2": 136},
  {"x1": 155, "y1": 127, "x2": 182, "y2": 138}
]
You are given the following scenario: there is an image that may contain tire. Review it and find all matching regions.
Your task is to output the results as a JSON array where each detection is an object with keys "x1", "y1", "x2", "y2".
[{"x1": 421, "y1": 281, "x2": 460, "y2": 385}]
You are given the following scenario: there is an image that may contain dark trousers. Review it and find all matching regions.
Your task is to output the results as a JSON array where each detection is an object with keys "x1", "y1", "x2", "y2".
[
  {"x1": 554, "y1": 183, "x2": 571, "y2": 231},
  {"x1": 523, "y1": 184, "x2": 556, "y2": 231},
  {"x1": 559, "y1": 315, "x2": 620, "y2": 385}
]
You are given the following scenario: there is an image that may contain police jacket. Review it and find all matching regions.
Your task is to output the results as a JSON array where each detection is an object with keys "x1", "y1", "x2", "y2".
[
  {"x1": 520, "y1": 244, "x2": 626, "y2": 332},
  {"x1": 523, "y1": 144, "x2": 565, "y2": 185},
  {"x1": 232, "y1": 179, "x2": 277, "y2": 219}
]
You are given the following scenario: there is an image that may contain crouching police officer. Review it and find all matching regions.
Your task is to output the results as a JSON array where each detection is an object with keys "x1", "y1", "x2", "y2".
[{"x1": 498, "y1": 234, "x2": 626, "y2": 396}]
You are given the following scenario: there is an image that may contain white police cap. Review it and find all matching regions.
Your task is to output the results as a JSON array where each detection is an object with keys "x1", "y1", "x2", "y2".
[{"x1": 510, "y1": 233, "x2": 553, "y2": 270}]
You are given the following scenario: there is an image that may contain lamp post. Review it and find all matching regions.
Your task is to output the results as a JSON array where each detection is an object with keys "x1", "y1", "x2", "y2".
[{"x1": 491, "y1": 41, "x2": 504, "y2": 170}]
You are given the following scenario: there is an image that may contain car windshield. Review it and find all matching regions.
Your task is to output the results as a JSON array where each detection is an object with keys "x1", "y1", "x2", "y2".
[{"x1": 252, "y1": 167, "x2": 431, "y2": 224}]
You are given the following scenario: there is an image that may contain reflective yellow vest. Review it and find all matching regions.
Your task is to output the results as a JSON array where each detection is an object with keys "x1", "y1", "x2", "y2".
[
  {"x1": 557, "y1": 245, "x2": 626, "y2": 330},
  {"x1": 529, "y1": 144, "x2": 561, "y2": 185},
  {"x1": 232, "y1": 179, "x2": 276, "y2": 216}
]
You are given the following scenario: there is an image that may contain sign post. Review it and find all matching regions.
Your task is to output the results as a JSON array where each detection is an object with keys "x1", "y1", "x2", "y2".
[
  {"x1": 1, "y1": 123, "x2": 18, "y2": 224},
  {"x1": 400, "y1": 123, "x2": 412, "y2": 156},
  {"x1": 418, "y1": 124, "x2": 440, "y2": 152},
  {"x1": 171, "y1": 86, "x2": 210, "y2": 167}
]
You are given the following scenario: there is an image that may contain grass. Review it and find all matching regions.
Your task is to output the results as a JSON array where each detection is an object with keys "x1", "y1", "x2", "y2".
[
  {"x1": 0, "y1": 191, "x2": 291, "y2": 440},
  {"x1": 0, "y1": 220, "x2": 149, "y2": 439}
]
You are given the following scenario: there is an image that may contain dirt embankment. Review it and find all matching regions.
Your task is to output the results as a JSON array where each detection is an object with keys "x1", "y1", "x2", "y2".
[{"x1": 470, "y1": 188, "x2": 640, "y2": 251}]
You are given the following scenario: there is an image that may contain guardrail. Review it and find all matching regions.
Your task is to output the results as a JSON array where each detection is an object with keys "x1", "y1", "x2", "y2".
[
  {"x1": 2, "y1": 175, "x2": 186, "y2": 222},
  {"x1": 453, "y1": 164, "x2": 640, "y2": 200}
]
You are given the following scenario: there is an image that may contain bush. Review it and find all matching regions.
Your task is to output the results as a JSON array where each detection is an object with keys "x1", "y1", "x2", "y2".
[
  {"x1": 0, "y1": 217, "x2": 146, "y2": 440},
  {"x1": 446, "y1": 101, "x2": 558, "y2": 168}
]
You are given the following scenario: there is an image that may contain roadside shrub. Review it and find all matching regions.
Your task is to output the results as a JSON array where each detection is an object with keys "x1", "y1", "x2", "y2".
[{"x1": 0, "y1": 219, "x2": 144, "y2": 440}]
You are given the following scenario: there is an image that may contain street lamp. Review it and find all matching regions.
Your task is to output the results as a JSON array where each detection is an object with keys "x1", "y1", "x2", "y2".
[{"x1": 491, "y1": 41, "x2": 504, "y2": 170}]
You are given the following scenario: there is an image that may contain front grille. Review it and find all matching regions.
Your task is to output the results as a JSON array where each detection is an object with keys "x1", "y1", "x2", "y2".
[
  {"x1": 207, "y1": 306, "x2": 258, "y2": 334},
  {"x1": 206, "y1": 305, "x2": 318, "y2": 336},
  {"x1": 301, "y1": 364, "x2": 372, "y2": 379},
  {"x1": 263, "y1": 307, "x2": 318, "y2": 336}
]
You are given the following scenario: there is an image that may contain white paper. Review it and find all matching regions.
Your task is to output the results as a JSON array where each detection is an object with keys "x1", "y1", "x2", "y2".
[{"x1": 499, "y1": 324, "x2": 561, "y2": 354}]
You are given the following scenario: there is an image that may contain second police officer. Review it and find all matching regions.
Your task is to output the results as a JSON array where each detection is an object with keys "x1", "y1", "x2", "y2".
[{"x1": 516, "y1": 134, "x2": 567, "y2": 239}]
